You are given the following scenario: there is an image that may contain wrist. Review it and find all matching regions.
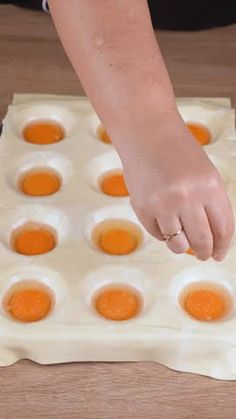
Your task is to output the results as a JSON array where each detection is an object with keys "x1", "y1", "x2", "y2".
[{"x1": 108, "y1": 103, "x2": 181, "y2": 161}]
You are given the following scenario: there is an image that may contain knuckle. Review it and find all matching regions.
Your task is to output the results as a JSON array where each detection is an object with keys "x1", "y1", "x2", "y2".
[
  {"x1": 175, "y1": 170, "x2": 220, "y2": 195},
  {"x1": 169, "y1": 182, "x2": 189, "y2": 204},
  {"x1": 205, "y1": 170, "x2": 221, "y2": 191},
  {"x1": 132, "y1": 193, "x2": 159, "y2": 214}
]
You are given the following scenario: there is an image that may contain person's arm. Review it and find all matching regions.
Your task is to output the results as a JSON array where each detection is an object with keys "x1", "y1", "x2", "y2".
[
  {"x1": 49, "y1": 0, "x2": 234, "y2": 261},
  {"x1": 49, "y1": 0, "x2": 176, "y2": 143}
]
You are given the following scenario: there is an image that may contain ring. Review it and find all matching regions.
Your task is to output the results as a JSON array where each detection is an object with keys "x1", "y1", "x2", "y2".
[{"x1": 162, "y1": 228, "x2": 183, "y2": 242}]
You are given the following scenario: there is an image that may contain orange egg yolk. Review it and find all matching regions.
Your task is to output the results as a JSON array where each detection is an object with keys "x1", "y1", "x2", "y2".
[
  {"x1": 184, "y1": 289, "x2": 225, "y2": 321},
  {"x1": 96, "y1": 288, "x2": 140, "y2": 321},
  {"x1": 23, "y1": 121, "x2": 64, "y2": 145},
  {"x1": 186, "y1": 123, "x2": 211, "y2": 146},
  {"x1": 100, "y1": 173, "x2": 129, "y2": 197},
  {"x1": 20, "y1": 170, "x2": 61, "y2": 196},
  {"x1": 7, "y1": 288, "x2": 52, "y2": 322},
  {"x1": 99, "y1": 228, "x2": 137, "y2": 255},
  {"x1": 97, "y1": 126, "x2": 112, "y2": 144},
  {"x1": 186, "y1": 247, "x2": 195, "y2": 256},
  {"x1": 14, "y1": 227, "x2": 56, "y2": 256}
]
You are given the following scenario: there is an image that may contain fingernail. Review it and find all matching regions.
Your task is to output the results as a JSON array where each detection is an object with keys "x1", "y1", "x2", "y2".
[
  {"x1": 196, "y1": 255, "x2": 209, "y2": 262},
  {"x1": 213, "y1": 253, "x2": 225, "y2": 262}
]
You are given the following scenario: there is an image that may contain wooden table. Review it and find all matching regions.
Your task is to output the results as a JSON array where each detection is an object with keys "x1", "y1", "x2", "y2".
[{"x1": 0, "y1": 5, "x2": 236, "y2": 419}]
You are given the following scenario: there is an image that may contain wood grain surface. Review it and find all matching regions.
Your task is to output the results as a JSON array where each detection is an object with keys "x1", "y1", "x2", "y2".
[{"x1": 0, "y1": 5, "x2": 236, "y2": 419}]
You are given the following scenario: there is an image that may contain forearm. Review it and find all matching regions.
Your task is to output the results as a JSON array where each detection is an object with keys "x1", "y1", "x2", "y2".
[
  {"x1": 49, "y1": 0, "x2": 234, "y2": 262},
  {"x1": 49, "y1": 0, "x2": 177, "y2": 155}
]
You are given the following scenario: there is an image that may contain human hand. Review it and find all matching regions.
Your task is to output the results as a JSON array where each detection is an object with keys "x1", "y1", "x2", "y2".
[
  {"x1": 121, "y1": 111, "x2": 234, "y2": 261},
  {"x1": 48, "y1": 0, "x2": 234, "y2": 260}
]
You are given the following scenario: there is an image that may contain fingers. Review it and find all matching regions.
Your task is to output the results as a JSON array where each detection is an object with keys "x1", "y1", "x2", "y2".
[
  {"x1": 180, "y1": 205, "x2": 213, "y2": 260},
  {"x1": 156, "y1": 211, "x2": 190, "y2": 254},
  {"x1": 205, "y1": 196, "x2": 234, "y2": 261},
  {"x1": 133, "y1": 194, "x2": 234, "y2": 262},
  {"x1": 133, "y1": 205, "x2": 164, "y2": 241}
]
